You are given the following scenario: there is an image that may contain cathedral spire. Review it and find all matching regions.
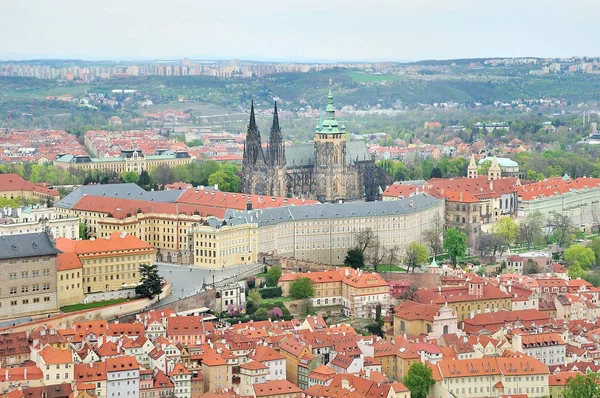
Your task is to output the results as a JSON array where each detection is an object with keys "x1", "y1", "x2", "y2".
[
  {"x1": 271, "y1": 101, "x2": 280, "y2": 133},
  {"x1": 268, "y1": 101, "x2": 285, "y2": 168},
  {"x1": 248, "y1": 100, "x2": 257, "y2": 133}
]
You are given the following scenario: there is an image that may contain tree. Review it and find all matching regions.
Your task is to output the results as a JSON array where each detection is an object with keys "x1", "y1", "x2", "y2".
[
  {"x1": 422, "y1": 212, "x2": 444, "y2": 256},
  {"x1": 78, "y1": 222, "x2": 88, "y2": 240},
  {"x1": 430, "y1": 166, "x2": 443, "y2": 178},
  {"x1": 563, "y1": 372, "x2": 600, "y2": 398},
  {"x1": 344, "y1": 247, "x2": 365, "y2": 269},
  {"x1": 356, "y1": 228, "x2": 378, "y2": 254},
  {"x1": 404, "y1": 363, "x2": 436, "y2": 398},
  {"x1": 137, "y1": 170, "x2": 152, "y2": 190},
  {"x1": 151, "y1": 165, "x2": 175, "y2": 187},
  {"x1": 568, "y1": 263, "x2": 587, "y2": 279},
  {"x1": 289, "y1": 277, "x2": 315, "y2": 299},
  {"x1": 252, "y1": 308, "x2": 269, "y2": 321},
  {"x1": 247, "y1": 276, "x2": 256, "y2": 290},
  {"x1": 523, "y1": 259, "x2": 541, "y2": 274},
  {"x1": 208, "y1": 170, "x2": 232, "y2": 192},
  {"x1": 247, "y1": 290, "x2": 263, "y2": 306},
  {"x1": 366, "y1": 241, "x2": 388, "y2": 272},
  {"x1": 546, "y1": 212, "x2": 574, "y2": 247},
  {"x1": 121, "y1": 171, "x2": 139, "y2": 184},
  {"x1": 476, "y1": 232, "x2": 507, "y2": 258},
  {"x1": 404, "y1": 242, "x2": 428, "y2": 273},
  {"x1": 135, "y1": 264, "x2": 162, "y2": 299},
  {"x1": 518, "y1": 211, "x2": 544, "y2": 249},
  {"x1": 444, "y1": 228, "x2": 467, "y2": 267},
  {"x1": 268, "y1": 307, "x2": 284, "y2": 319},
  {"x1": 491, "y1": 217, "x2": 518, "y2": 245},
  {"x1": 399, "y1": 282, "x2": 420, "y2": 301},
  {"x1": 589, "y1": 237, "x2": 600, "y2": 268},
  {"x1": 265, "y1": 265, "x2": 282, "y2": 287},
  {"x1": 564, "y1": 244, "x2": 596, "y2": 271},
  {"x1": 245, "y1": 300, "x2": 258, "y2": 315}
]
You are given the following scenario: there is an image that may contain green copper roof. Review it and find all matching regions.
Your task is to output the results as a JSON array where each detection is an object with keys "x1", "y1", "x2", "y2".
[
  {"x1": 316, "y1": 88, "x2": 345, "y2": 135},
  {"x1": 429, "y1": 257, "x2": 439, "y2": 268}
]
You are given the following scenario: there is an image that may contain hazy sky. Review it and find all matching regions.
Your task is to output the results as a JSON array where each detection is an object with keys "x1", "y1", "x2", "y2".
[{"x1": 2, "y1": 0, "x2": 599, "y2": 62}]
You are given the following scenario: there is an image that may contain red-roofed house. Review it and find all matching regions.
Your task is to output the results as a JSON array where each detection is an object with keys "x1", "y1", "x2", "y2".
[
  {"x1": 249, "y1": 346, "x2": 286, "y2": 381},
  {"x1": 0, "y1": 174, "x2": 60, "y2": 203},
  {"x1": 106, "y1": 356, "x2": 139, "y2": 398},
  {"x1": 36, "y1": 346, "x2": 73, "y2": 385}
]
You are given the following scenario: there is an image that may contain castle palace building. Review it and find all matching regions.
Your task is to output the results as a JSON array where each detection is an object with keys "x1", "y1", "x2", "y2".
[{"x1": 241, "y1": 90, "x2": 391, "y2": 202}]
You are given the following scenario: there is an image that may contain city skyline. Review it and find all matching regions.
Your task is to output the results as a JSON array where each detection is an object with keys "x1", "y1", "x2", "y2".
[{"x1": 3, "y1": 0, "x2": 600, "y2": 63}]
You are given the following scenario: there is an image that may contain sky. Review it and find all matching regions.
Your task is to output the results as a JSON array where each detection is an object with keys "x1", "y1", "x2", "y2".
[{"x1": 2, "y1": 0, "x2": 600, "y2": 62}]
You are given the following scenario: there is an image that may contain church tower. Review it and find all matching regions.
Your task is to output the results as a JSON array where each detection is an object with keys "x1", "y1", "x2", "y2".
[
  {"x1": 488, "y1": 156, "x2": 502, "y2": 180},
  {"x1": 266, "y1": 102, "x2": 287, "y2": 197},
  {"x1": 241, "y1": 101, "x2": 268, "y2": 194},
  {"x1": 467, "y1": 154, "x2": 478, "y2": 179},
  {"x1": 313, "y1": 87, "x2": 347, "y2": 202}
]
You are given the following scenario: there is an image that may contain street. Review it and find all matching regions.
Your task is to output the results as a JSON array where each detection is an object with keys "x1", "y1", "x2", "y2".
[{"x1": 155, "y1": 262, "x2": 261, "y2": 306}]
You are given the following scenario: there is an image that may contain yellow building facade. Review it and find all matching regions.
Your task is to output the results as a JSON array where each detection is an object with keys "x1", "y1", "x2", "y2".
[
  {"x1": 191, "y1": 223, "x2": 258, "y2": 268},
  {"x1": 56, "y1": 253, "x2": 85, "y2": 306},
  {"x1": 56, "y1": 233, "x2": 155, "y2": 294}
]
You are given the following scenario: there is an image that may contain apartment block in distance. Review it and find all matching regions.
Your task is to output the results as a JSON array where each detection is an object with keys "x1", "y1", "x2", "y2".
[
  {"x1": 0, "y1": 233, "x2": 60, "y2": 320},
  {"x1": 56, "y1": 232, "x2": 155, "y2": 295}
]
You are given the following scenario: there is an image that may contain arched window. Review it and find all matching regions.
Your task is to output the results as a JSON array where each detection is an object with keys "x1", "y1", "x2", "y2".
[
  {"x1": 443, "y1": 325, "x2": 449, "y2": 335},
  {"x1": 400, "y1": 321, "x2": 405, "y2": 332},
  {"x1": 426, "y1": 324, "x2": 432, "y2": 333}
]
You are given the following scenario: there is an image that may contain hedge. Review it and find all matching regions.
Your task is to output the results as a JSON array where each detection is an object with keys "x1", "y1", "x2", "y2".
[{"x1": 259, "y1": 286, "x2": 282, "y2": 299}]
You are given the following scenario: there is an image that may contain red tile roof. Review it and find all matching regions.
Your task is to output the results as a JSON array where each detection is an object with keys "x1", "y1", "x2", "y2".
[
  {"x1": 253, "y1": 380, "x2": 302, "y2": 397},
  {"x1": 56, "y1": 252, "x2": 82, "y2": 272},
  {"x1": 176, "y1": 189, "x2": 318, "y2": 210},
  {"x1": 56, "y1": 232, "x2": 154, "y2": 254},
  {"x1": 38, "y1": 346, "x2": 72, "y2": 364},
  {"x1": 106, "y1": 356, "x2": 139, "y2": 372},
  {"x1": 0, "y1": 174, "x2": 60, "y2": 198}
]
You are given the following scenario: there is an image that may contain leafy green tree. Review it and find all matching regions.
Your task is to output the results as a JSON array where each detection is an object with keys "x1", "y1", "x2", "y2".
[
  {"x1": 121, "y1": 171, "x2": 139, "y2": 184},
  {"x1": 492, "y1": 217, "x2": 518, "y2": 245},
  {"x1": 404, "y1": 242, "x2": 428, "y2": 273},
  {"x1": 289, "y1": 277, "x2": 315, "y2": 299},
  {"x1": 150, "y1": 165, "x2": 175, "y2": 187},
  {"x1": 252, "y1": 308, "x2": 269, "y2": 321},
  {"x1": 546, "y1": 212, "x2": 574, "y2": 247},
  {"x1": 135, "y1": 264, "x2": 162, "y2": 299},
  {"x1": 265, "y1": 265, "x2": 282, "y2": 287},
  {"x1": 247, "y1": 290, "x2": 263, "y2": 306},
  {"x1": 137, "y1": 170, "x2": 152, "y2": 190},
  {"x1": 523, "y1": 259, "x2": 541, "y2": 274},
  {"x1": 444, "y1": 228, "x2": 467, "y2": 268},
  {"x1": 79, "y1": 222, "x2": 88, "y2": 240},
  {"x1": 518, "y1": 211, "x2": 544, "y2": 249},
  {"x1": 208, "y1": 170, "x2": 232, "y2": 191},
  {"x1": 588, "y1": 237, "x2": 600, "y2": 268},
  {"x1": 404, "y1": 363, "x2": 436, "y2": 398},
  {"x1": 563, "y1": 372, "x2": 600, "y2": 398},
  {"x1": 568, "y1": 264, "x2": 587, "y2": 279},
  {"x1": 564, "y1": 244, "x2": 595, "y2": 271},
  {"x1": 245, "y1": 300, "x2": 258, "y2": 315},
  {"x1": 344, "y1": 247, "x2": 365, "y2": 269}
]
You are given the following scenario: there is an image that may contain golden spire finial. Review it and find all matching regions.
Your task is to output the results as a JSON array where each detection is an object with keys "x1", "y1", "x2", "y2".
[{"x1": 329, "y1": 78, "x2": 332, "y2": 86}]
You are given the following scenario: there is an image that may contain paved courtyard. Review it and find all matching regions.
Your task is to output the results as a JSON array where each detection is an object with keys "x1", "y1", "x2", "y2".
[{"x1": 155, "y1": 262, "x2": 261, "y2": 306}]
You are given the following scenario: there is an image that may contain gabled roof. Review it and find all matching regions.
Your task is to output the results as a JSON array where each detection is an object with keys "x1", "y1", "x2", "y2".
[
  {"x1": 56, "y1": 232, "x2": 153, "y2": 254},
  {"x1": 38, "y1": 346, "x2": 72, "y2": 364},
  {"x1": 106, "y1": 356, "x2": 139, "y2": 372},
  {"x1": 249, "y1": 345, "x2": 286, "y2": 362}
]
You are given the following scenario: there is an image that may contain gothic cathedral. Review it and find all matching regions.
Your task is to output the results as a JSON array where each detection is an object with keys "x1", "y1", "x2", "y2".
[{"x1": 241, "y1": 90, "x2": 391, "y2": 202}]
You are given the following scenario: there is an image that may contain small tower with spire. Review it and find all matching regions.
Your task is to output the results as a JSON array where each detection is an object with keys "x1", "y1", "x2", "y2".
[
  {"x1": 467, "y1": 154, "x2": 478, "y2": 179},
  {"x1": 488, "y1": 156, "x2": 502, "y2": 180},
  {"x1": 313, "y1": 84, "x2": 347, "y2": 202},
  {"x1": 266, "y1": 102, "x2": 287, "y2": 197}
]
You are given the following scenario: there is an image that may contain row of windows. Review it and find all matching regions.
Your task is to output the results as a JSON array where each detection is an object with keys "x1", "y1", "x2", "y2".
[
  {"x1": 9, "y1": 284, "x2": 50, "y2": 294},
  {"x1": 8, "y1": 269, "x2": 50, "y2": 280},
  {"x1": 8, "y1": 296, "x2": 50, "y2": 306}
]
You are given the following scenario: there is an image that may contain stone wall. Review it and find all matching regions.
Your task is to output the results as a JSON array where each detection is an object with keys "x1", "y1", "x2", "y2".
[
  {"x1": 154, "y1": 289, "x2": 216, "y2": 314},
  {"x1": 0, "y1": 283, "x2": 172, "y2": 333},
  {"x1": 380, "y1": 272, "x2": 441, "y2": 289}
]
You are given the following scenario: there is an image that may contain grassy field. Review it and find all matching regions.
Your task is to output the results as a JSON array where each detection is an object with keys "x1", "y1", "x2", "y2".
[
  {"x1": 60, "y1": 298, "x2": 130, "y2": 313},
  {"x1": 378, "y1": 264, "x2": 408, "y2": 272},
  {"x1": 261, "y1": 296, "x2": 295, "y2": 305},
  {"x1": 136, "y1": 101, "x2": 234, "y2": 116}
]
